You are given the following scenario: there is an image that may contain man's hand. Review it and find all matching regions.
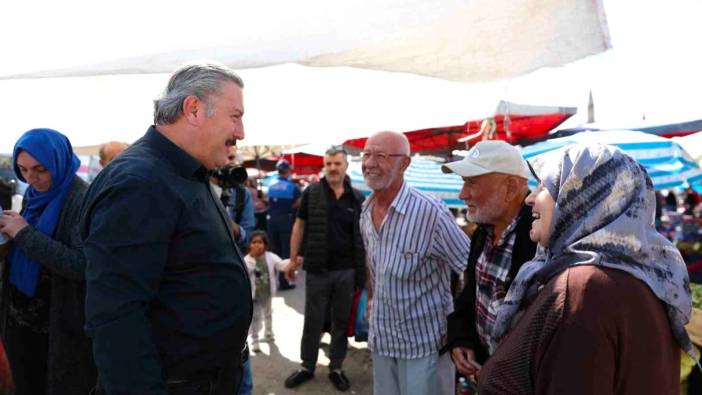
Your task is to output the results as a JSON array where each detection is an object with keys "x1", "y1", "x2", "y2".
[
  {"x1": 231, "y1": 222, "x2": 241, "y2": 240},
  {"x1": 285, "y1": 256, "x2": 303, "y2": 282},
  {"x1": 0, "y1": 210, "x2": 28, "y2": 239},
  {"x1": 451, "y1": 347, "x2": 481, "y2": 376}
]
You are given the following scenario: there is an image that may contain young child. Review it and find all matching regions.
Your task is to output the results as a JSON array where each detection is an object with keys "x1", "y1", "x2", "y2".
[{"x1": 244, "y1": 230, "x2": 289, "y2": 352}]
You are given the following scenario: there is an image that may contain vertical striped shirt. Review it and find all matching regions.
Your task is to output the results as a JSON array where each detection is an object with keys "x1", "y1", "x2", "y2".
[{"x1": 361, "y1": 182, "x2": 470, "y2": 358}]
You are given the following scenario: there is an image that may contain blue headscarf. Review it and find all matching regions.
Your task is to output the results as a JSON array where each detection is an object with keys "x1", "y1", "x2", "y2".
[{"x1": 8, "y1": 128, "x2": 80, "y2": 296}]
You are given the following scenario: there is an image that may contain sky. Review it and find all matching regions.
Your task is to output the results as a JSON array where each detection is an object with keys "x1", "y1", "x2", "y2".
[{"x1": 0, "y1": 0, "x2": 700, "y2": 152}]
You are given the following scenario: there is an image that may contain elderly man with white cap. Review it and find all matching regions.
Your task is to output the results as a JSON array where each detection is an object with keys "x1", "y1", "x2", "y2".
[{"x1": 440, "y1": 140, "x2": 538, "y2": 378}]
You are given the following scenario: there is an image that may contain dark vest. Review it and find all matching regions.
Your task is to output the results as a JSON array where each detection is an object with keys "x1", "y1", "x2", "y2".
[{"x1": 302, "y1": 177, "x2": 365, "y2": 274}]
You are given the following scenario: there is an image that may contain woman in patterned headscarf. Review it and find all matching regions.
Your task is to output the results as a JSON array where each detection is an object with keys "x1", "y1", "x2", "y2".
[
  {"x1": 0, "y1": 129, "x2": 96, "y2": 395},
  {"x1": 478, "y1": 144, "x2": 696, "y2": 395}
]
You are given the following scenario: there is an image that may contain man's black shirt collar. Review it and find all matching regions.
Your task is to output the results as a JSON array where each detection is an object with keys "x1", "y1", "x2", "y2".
[
  {"x1": 321, "y1": 175, "x2": 353, "y2": 197},
  {"x1": 145, "y1": 126, "x2": 209, "y2": 182}
]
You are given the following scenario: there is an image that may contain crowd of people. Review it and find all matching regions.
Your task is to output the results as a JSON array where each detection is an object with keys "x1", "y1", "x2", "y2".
[
  {"x1": 655, "y1": 188, "x2": 702, "y2": 282},
  {"x1": 0, "y1": 61, "x2": 700, "y2": 395}
]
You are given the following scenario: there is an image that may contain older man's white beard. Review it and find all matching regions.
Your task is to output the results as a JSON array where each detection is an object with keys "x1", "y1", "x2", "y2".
[
  {"x1": 364, "y1": 173, "x2": 395, "y2": 191},
  {"x1": 466, "y1": 193, "x2": 505, "y2": 225},
  {"x1": 364, "y1": 176, "x2": 386, "y2": 191}
]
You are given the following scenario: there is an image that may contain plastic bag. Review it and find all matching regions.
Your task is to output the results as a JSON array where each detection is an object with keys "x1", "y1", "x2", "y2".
[
  {"x1": 354, "y1": 289, "x2": 369, "y2": 342},
  {"x1": 346, "y1": 289, "x2": 362, "y2": 337}
]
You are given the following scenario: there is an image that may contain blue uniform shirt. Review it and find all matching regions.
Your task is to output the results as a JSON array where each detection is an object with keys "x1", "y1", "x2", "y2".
[{"x1": 267, "y1": 176, "x2": 300, "y2": 231}]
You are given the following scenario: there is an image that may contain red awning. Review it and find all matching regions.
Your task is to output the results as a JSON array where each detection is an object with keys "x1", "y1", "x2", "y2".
[
  {"x1": 344, "y1": 101, "x2": 577, "y2": 154},
  {"x1": 344, "y1": 125, "x2": 467, "y2": 156},
  {"x1": 461, "y1": 113, "x2": 577, "y2": 146},
  {"x1": 281, "y1": 152, "x2": 324, "y2": 175}
]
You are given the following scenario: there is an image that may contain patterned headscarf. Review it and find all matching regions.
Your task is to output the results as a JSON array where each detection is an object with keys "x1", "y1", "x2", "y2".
[{"x1": 492, "y1": 144, "x2": 696, "y2": 357}]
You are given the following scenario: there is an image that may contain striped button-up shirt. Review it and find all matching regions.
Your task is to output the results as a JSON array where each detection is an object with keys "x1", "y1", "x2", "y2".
[{"x1": 361, "y1": 182, "x2": 470, "y2": 358}]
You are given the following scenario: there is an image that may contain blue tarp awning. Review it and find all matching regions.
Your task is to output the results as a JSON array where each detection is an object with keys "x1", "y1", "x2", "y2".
[{"x1": 522, "y1": 130, "x2": 702, "y2": 190}]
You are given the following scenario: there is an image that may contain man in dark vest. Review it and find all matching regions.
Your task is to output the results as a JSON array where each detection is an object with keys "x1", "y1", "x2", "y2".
[
  {"x1": 440, "y1": 140, "x2": 538, "y2": 378},
  {"x1": 283, "y1": 145, "x2": 365, "y2": 392}
]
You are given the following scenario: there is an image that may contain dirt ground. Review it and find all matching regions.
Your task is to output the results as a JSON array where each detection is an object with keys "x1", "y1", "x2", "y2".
[{"x1": 248, "y1": 271, "x2": 373, "y2": 395}]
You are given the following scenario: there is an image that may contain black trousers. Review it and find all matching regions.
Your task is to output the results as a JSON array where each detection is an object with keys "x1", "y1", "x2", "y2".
[
  {"x1": 4, "y1": 318, "x2": 49, "y2": 395},
  {"x1": 165, "y1": 362, "x2": 243, "y2": 395},
  {"x1": 91, "y1": 357, "x2": 243, "y2": 395},
  {"x1": 300, "y1": 269, "x2": 355, "y2": 372}
]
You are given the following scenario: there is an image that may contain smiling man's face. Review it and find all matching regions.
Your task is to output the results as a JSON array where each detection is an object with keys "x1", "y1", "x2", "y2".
[{"x1": 197, "y1": 81, "x2": 245, "y2": 169}]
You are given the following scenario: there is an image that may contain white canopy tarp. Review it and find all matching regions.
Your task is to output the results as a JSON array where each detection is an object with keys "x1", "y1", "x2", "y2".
[
  {"x1": 0, "y1": 64, "x2": 509, "y2": 152},
  {"x1": 0, "y1": 0, "x2": 610, "y2": 82},
  {"x1": 673, "y1": 131, "x2": 702, "y2": 164},
  {"x1": 3, "y1": 1, "x2": 701, "y2": 157}
]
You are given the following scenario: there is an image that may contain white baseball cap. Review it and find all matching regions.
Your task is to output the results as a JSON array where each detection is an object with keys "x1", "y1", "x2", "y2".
[{"x1": 441, "y1": 140, "x2": 531, "y2": 179}]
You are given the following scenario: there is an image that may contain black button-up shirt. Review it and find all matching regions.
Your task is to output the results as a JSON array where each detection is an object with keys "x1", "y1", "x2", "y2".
[
  {"x1": 80, "y1": 126, "x2": 252, "y2": 394},
  {"x1": 297, "y1": 179, "x2": 357, "y2": 271}
]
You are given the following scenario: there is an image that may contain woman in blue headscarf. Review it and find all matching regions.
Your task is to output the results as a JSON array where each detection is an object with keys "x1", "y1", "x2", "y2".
[
  {"x1": 0, "y1": 129, "x2": 96, "y2": 395},
  {"x1": 477, "y1": 144, "x2": 696, "y2": 394}
]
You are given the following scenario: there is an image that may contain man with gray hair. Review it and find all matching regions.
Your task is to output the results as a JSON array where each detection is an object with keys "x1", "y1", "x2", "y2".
[
  {"x1": 441, "y1": 140, "x2": 537, "y2": 379},
  {"x1": 81, "y1": 62, "x2": 252, "y2": 395},
  {"x1": 360, "y1": 131, "x2": 470, "y2": 395}
]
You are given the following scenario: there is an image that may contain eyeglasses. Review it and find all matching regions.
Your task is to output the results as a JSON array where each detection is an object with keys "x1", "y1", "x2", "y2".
[
  {"x1": 360, "y1": 151, "x2": 407, "y2": 162},
  {"x1": 325, "y1": 145, "x2": 348, "y2": 155}
]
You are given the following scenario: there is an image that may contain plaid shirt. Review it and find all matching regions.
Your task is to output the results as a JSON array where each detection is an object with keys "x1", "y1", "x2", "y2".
[{"x1": 475, "y1": 218, "x2": 519, "y2": 353}]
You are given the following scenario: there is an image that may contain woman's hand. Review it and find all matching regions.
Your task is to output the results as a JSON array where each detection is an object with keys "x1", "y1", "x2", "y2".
[{"x1": 0, "y1": 211, "x2": 28, "y2": 239}]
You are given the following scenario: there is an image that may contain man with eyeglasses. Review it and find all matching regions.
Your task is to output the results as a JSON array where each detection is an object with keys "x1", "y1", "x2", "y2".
[
  {"x1": 359, "y1": 131, "x2": 470, "y2": 395},
  {"x1": 283, "y1": 144, "x2": 365, "y2": 392},
  {"x1": 440, "y1": 140, "x2": 537, "y2": 381}
]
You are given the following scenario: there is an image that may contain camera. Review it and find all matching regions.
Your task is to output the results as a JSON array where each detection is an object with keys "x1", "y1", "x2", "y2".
[
  {"x1": 212, "y1": 164, "x2": 248, "y2": 208},
  {"x1": 254, "y1": 268, "x2": 263, "y2": 279},
  {"x1": 212, "y1": 164, "x2": 248, "y2": 189}
]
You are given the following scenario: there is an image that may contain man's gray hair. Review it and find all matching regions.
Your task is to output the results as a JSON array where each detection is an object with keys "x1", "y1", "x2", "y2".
[{"x1": 153, "y1": 62, "x2": 244, "y2": 125}]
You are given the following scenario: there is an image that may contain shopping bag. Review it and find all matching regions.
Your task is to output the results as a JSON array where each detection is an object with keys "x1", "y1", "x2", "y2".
[
  {"x1": 346, "y1": 289, "x2": 362, "y2": 337},
  {"x1": 355, "y1": 288, "x2": 369, "y2": 342}
]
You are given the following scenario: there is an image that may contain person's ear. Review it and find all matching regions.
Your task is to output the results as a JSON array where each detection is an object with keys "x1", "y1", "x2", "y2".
[
  {"x1": 182, "y1": 96, "x2": 203, "y2": 125},
  {"x1": 400, "y1": 156, "x2": 411, "y2": 172}
]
